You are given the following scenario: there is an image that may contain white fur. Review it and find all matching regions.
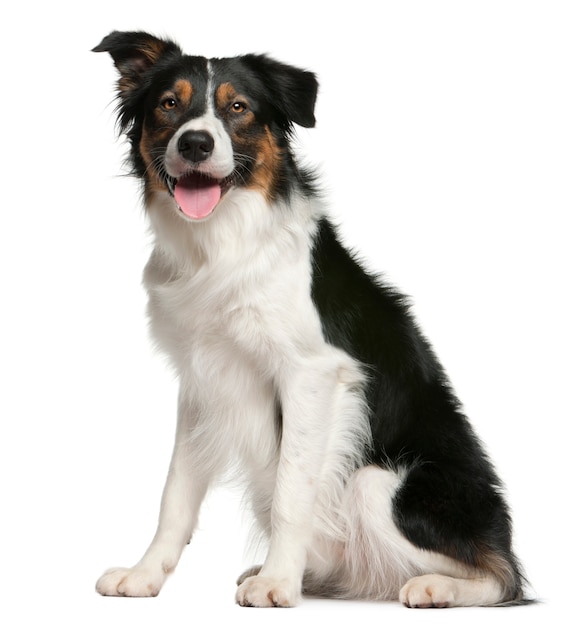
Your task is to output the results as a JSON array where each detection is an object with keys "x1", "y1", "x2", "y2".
[{"x1": 96, "y1": 114, "x2": 505, "y2": 607}]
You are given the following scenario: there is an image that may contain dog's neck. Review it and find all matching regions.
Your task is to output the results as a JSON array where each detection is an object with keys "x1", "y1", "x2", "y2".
[{"x1": 144, "y1": 187, "x2": 320, "y2": 275}]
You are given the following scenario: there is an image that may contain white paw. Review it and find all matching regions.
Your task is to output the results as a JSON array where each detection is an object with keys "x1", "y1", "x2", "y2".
[
  {"x1": 399, "y1": 574, "x2": 456, "y2": 608},
  {"x1": 235, "y1": 575, "x2": 300, "y2": 608},
  {"x1": 96, "y1": 566, "x2": 167, "y2": 597}
]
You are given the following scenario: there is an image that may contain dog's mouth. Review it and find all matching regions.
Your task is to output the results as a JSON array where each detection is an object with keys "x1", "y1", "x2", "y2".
[{"x1": 167, "y1": 172, "x2": 234, "y2": 220}]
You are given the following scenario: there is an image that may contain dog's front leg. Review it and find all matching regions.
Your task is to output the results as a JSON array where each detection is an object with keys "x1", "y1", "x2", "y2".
[
  {"x1": 236, "y1": 358, "x2": 343, "y2": 607},
  {"x1": 96, "y1": 400, "x2": 209, "y2": 597}
]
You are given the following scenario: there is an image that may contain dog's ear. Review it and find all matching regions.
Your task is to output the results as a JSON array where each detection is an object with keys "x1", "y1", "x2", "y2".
[
  {"x1": 93, "y1": 31, "x2": 181, "y2": 96},
  {"x1": 241, "y1": 54, "x2": 318, "y2": 130}
]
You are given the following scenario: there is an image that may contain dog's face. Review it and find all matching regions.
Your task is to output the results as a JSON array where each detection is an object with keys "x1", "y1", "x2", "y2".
[{"x1": 94, "y1": 32, "x2": 318, "y2": 221}]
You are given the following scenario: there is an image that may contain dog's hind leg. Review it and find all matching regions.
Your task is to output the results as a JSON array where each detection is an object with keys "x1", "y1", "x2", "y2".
[
  {"x1": 331, "y1": 465, "x2": 512, "y2": 607},
  {"x1": 392, "y1": 462, "x2": 524, "y2": 607}
]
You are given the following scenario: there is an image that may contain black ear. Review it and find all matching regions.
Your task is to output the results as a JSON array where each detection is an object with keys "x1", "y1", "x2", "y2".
[
  {"x1": 93, "y1": 31, "x2": 181, "y2": 96},
  {"x1": 241, "y1": 54, "x2": 318, "y2": 129}
]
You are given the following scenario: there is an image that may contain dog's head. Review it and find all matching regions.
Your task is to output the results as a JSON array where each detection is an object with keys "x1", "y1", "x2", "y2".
[{"x1": 93, "y1": 31, "x2": 318, "y2": 221}]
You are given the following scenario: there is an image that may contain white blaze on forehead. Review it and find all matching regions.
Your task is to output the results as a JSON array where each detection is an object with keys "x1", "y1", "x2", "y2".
[{"x1": 206, "y1": 59, "x2": 216, "y2": 111}]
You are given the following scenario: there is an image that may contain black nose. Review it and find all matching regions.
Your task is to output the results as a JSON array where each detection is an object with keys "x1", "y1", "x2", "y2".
[{"x1": 177, "y1": 130, "x2": 215, "y2": 163}]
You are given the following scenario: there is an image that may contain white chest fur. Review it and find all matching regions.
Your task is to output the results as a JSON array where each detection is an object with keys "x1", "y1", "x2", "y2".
[
  {"x1": 142, "y1": 189, "x2": 363, "y2": 476},
  {"x1": 144, "y1": 188, "x2": 327, "y2": 372}
]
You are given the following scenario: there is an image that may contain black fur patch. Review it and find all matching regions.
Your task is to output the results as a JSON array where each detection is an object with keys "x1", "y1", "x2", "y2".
[{"x1": 310, "y1": 218, "x2": 525, "y2": 600}]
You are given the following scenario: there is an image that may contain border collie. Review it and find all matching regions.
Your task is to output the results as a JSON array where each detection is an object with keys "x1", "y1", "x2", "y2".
[{"x1": 93, "y1": 31, "x2": 528, "y2": 608}]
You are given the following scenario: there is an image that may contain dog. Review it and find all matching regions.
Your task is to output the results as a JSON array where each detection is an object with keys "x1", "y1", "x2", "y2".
[{"x1": 93, "y1": 31, "x2": 528, "y2": 608}]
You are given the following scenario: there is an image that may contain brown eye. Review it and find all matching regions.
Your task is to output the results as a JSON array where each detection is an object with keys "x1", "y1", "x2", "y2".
[
  {"x1": 231, "y1": 101, "x2": 247, "y2": 113},
  {"x1": 161, "y1": 97, "x2": 177, "y2": 111}
]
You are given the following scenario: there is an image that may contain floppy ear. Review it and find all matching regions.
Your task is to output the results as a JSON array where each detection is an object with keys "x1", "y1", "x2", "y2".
[
  {"x1": 241, "y1": 54, "x2": 318, "y2": 129},
  {"x1": 92, "y1": 31, "x2": 181, "y2": 96}
]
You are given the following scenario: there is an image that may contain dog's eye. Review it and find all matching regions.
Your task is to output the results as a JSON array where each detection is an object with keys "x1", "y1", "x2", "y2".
[
  {"x1": 160, "y1": 97, "x2": 177, "y2": 111},
  {"x1": 231, "y1": 102, "x2": 247, "y2": 113}
]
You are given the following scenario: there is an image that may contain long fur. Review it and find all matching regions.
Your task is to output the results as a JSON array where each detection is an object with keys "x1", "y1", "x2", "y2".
[{"x1": 93, "y1": 31, "x2": 528, "y2": 608}]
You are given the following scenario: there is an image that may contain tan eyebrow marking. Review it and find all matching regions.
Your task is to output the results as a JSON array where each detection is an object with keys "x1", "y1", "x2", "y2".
[{"x1": 174, "y1": 79, "x2": 194, "y2": 105}]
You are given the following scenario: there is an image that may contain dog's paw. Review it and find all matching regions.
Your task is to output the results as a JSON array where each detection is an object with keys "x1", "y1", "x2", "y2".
[
  {"x1": 96, "y1": 566, "x2": 166, "y2": 597},
  {"x1": 235, "y1": 574, "x2": 300, "y2": 608},
  {"x1": 399, "y1": 574, "x2": 456, "y2": 608}
]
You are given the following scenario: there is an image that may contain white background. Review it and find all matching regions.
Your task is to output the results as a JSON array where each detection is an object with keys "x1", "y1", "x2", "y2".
[{"x1": 1, "y1": 1, "x2": 581, "y2": 624}]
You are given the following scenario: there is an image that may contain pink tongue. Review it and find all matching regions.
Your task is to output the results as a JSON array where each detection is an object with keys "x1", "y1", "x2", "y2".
[{"x1": 174, "y1": 173, "x2": 221, "y2": 219}]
